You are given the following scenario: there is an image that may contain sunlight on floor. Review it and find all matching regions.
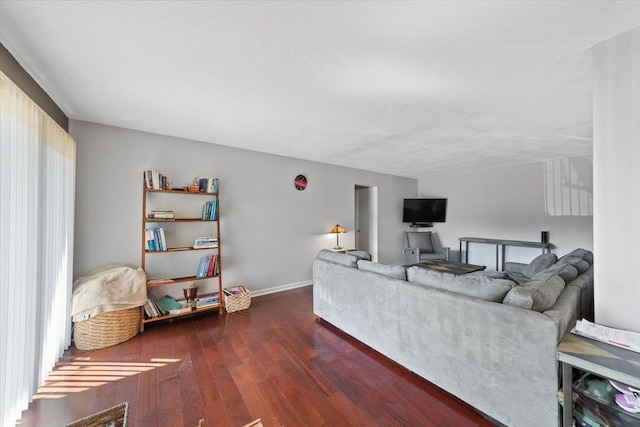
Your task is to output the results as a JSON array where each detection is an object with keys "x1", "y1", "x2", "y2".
[{"x1": 32, "y1": 357, "x2": 182, "y2": 400}]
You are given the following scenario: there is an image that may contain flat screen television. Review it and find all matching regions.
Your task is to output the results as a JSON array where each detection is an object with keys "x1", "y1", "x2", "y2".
[{"x1": 402, "y1": 198, "x2": 447, "y2": 227}]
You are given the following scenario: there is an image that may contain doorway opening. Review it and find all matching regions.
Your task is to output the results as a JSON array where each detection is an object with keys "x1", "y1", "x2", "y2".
[{"x1": 355, "y1": 185, "x2": 378, "y2": 262}]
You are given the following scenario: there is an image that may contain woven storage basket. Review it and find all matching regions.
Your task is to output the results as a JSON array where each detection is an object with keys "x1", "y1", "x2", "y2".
[
  {"x1": 65, "y1": 402, "x2": 128, "y2": 427},
  {"x1": 224, "y1": 286, "x2": 251, "y2": 313},
  {"x1": 73, "y1": 307, "x2": 140, "y2": 351}
]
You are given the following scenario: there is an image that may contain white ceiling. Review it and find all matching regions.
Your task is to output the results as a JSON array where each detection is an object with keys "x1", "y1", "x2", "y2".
[{"x1": 1, "y1": 1, "x2": 639, "y2": 180}]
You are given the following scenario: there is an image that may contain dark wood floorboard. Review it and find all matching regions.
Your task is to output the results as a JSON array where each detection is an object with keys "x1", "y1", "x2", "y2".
[{"x1": 17, "y1": 286, "x2": 498, "y2": 427}]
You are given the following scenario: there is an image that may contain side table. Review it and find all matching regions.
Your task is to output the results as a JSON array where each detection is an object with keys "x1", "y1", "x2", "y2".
[{"x1": 557, "y1": 331, "x2": 640, "y2": 426}]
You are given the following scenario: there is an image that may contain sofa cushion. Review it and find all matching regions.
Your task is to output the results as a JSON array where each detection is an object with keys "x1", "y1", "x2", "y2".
[
  {"x1": 406, "y1": 231, "x2": 434, "y2": 253},
  {"x1": 467, "y1": 270, "x2": 509, "y2": 279},
  {"x1": 560, "y1": 248, "x2": 593, "y2": 265},
  {"x1": 357, "y1": 260, "x2": 407, "y2": 280},
  {"x1": 502, "y1": 272, "x2": 565, "y2": 312},
  {"x1": 407, "y1": 267, "x2": 515, "y2": 302},
  {"x1": 559, "y1": 256, "x2": 590, "y2": 274},
  {"x1": 543, "y1": 262, "x2": 579, "y2": 283},
  {"x1": 522, "y1": 253, "x2": 558, "y2": 278},
  {"x1": 347, "y1": 250, "x2": 372, "y2": 261},
  {"x1": 317, "y1": 249, "x2": 359, "y2": 268},
  {"x1": 506, "y1": 271, "x2": 530, "y2": 285}
]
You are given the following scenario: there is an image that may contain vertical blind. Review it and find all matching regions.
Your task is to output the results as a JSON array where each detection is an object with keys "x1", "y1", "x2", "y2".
[{"x1": 0, "y1": 72, "x2": 76, "y2": 427}]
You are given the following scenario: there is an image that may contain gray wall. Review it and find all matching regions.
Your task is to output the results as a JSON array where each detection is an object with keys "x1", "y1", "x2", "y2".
[
  {"x1": 593, "y1": 26, "x2": 640, "y2": 333},
  {"x1": 418, "y1": 158, "x2": 594, "y2": 267},
  {"x1": 70, "y1": 120, "x2": 416, "y2": 297}
]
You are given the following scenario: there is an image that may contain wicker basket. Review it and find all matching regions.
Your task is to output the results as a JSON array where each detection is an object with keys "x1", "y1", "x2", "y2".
[
  {"x1": 73, "y1": 307, "x2": 141, "y2": 351},
  {"x1": 224, "y1": 286, "x2": 251, "y2": 313},
  {"x1": 65, "y1": 402, "x2": 128, "y2": 427}
]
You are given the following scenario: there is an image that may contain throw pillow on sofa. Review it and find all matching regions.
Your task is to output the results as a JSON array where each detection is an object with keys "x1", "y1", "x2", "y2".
[
  {"x1": 502, "y1": 272, "x2": 565, "y2": 312},
  {"x1": 407, "y1": 267, "x2": 515, "y2": 302},
  {"x1": 558, "y1": 256, "x2": 590, "y2": 274},
  {"x1": 544, "y1": 262, "x2": 579, "y2": 283},
  {"x1": 522, "y1": 253, "x2": 558, "y2": 278},
  {"x1": 559, "y1": 248, "x2": 593, "y2": 265},
  {"x1": 357, "y1": 260, "x2": 407, "y2": 280}
]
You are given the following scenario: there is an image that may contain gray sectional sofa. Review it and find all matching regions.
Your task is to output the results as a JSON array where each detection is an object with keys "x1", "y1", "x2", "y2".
[{"x1": 313, "y1": 248, "x2": 594, "y2": 427}]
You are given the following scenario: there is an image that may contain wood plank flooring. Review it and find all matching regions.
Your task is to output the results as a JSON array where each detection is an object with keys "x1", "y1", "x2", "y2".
[{"x1": 17, "y1": 286, "x2": 498, "y2": 426}]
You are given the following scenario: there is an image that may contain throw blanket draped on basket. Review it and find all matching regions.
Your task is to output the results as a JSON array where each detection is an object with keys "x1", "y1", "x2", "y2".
[{"x1": 72, "y1": 264, "x2": 147, "y2": 322}]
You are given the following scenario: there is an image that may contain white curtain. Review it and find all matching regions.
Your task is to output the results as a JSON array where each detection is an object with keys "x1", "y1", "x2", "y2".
[{"x1": 0, "y1": 72, "x2": 76, "y2": 427}]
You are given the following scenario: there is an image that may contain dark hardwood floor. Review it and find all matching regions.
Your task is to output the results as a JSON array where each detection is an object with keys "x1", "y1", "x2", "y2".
[{"x1": 18, "y1": 286, "x2": 498, "y2": 426}]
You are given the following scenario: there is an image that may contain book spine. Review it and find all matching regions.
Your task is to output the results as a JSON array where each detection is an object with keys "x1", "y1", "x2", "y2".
[
  {"x1": 152, "y1": 227, "x2": 161, "y2": 251},
  {"x1": 159, "y1": 228, "x2": 167, "y2": 251},
  {"x1": 210, "y1": 200, "x2": 218, "y2": 220},
  {"x1": 146, "y1": 229, "x2": 157, "y2": 251},
  {"x1": 207, "y1": 254, "x2": 215, "y2": 276},
  {"x1": 196, "y1": 256, "x2": 207, "y2": 278}
]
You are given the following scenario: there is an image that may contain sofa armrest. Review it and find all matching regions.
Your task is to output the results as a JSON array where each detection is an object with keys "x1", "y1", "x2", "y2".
[
  {"x1": 504, "y1": 262, "x2": 526, "y2": 273},
  {"x1": 403, "y1": 247, "x2": 419, "y2": 265}
]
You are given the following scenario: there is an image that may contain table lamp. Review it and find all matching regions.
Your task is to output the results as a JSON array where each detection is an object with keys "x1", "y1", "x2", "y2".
[{"x1": 330, "y1": 224, "x2": 346, "y2": 250}]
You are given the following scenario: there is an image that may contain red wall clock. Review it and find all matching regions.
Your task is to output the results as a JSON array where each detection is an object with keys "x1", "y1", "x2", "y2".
[{"x1": 294, "y1": 174, "x2": 307, "y2": 191}]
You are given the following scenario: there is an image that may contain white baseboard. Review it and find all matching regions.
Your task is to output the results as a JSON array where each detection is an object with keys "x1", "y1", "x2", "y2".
[{"x1": 249, "y1": 280, "x2": 312, "y2": 298}]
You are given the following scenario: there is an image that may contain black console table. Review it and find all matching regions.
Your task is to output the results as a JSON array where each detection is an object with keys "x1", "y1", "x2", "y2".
[{"x1": 459, "y1": 237, "x2": 552, "y2": 271}]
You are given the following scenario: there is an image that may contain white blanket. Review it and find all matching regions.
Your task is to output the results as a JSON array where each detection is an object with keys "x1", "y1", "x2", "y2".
[{"x1": 72, "y1": 263, "x2": 147, "y2": 322}]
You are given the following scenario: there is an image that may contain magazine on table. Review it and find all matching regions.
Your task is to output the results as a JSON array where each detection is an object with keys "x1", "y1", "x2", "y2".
[{"x1": 571, "y1": 318, "x2": 640, "y2": 354}]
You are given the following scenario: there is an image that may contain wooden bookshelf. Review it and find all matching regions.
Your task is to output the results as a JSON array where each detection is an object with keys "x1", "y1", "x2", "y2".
[{"x1": 140, "y1": 173, "x2": 223, "y2": 329}]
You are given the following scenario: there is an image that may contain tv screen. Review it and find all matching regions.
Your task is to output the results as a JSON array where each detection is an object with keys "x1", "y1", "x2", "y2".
[{"x1": 403, "y1": 198, "x2": 447, "y2": 225}]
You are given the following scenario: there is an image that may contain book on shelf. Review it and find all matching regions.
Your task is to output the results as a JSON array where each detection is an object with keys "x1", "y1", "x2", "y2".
[
  {"x1": 144, "y1": 297, "x2": 162, "y2": 319},
  {"x1": 196, "y1": 292, "x2": 220, "y2": 308},
  {"x1": 158, "y1": 295, "x2": 181, "y2": 313},
  {"x1": 201, "y1": 200, "x2": 218, "y2": 221},
  {"x1": 193, "y1": 236, "x2": 218, "y2": 249},
  {"x1": 197, "y1": 293, "x2": 220, "y2": 305},
  {"x1": 169, "y1": 306, "x2": 191, "y2": 315},
  {"x1": 195, "y1": 254, "x2": 219, "y2": 278},
  {"x1": 196, "y1": 256, "x2": 208, "y2": 278},
  {"x1": 149, "y1": 294, "x2": 168, "y2": 315},
  {"x1": 146, "y1": 226, "x2": 167, "y2": 252},
  {"x1": 144, "y1": 170, "x2": 169, "y2": 190},
  {"x1": 147, "y1": 209, "x2": 175, "y2": 220},
  {"x1": 198, "y1": 178, "x2": 219, "y2": 193}
]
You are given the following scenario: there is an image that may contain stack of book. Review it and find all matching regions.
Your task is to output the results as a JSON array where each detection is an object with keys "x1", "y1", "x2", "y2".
[
  {"x1": 196, "y1": 293, "x2": 219, "y2": 309},
  {"x1": 145, "y1": 226, "x2": 167, "y2": 251},
  {"x1": 196, "y1": 254, "x2": 219, "y2": 278},
  {"x1": 198, "y1": 178, "x2": 219, "y2": 193},
  {"x1": 193, "y1": 236, "x2": 218, "y2": 249},
  {"x1": 147, "y1": 209, "x2": 175, "y2": 221},
  {"x1": 144, "y1": 170, "x2": 168, "y2": 190},
  {"x1": 201, "y1": 200, "x2": 218, "y2": 220},
  {"x1": 144, "y1": 294, "x2": 168, "y2": 318}
]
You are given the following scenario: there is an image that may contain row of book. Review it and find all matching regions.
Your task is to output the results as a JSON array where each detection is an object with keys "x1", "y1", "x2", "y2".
[
  {"x1": 143, "y1": 294, "x2": 179, "y2": 318},
  {"x1": 198, "y1": 178, "x2": 219, "y2": 193},
  {"x1": 147, "y1": 209, "x2": 174, "y2": 221},
  {"x1": 196, "y1": 254, "x2": 219, "y2": 278},
  {"x1": 194, "y1": 236, "x2": 218, "y2": 249},
  {"x1": 144, "y1": 170, "x2": 168, "y2": 190},
  {"x1": 202, "y1": 200, "x2": 218, "y2": 221},
  {"x1": 145, "y1": 227, "x2": 167, "y2": 251}
]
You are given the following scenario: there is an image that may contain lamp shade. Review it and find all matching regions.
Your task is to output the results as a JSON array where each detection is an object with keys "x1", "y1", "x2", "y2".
[{"x1": 329, "y1": 224, "x2": 346, "y2": 234}]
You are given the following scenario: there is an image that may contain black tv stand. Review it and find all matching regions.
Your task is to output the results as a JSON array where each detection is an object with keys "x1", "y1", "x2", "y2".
[{"x1": 410, "y1": 222, "x2": 433, "y2": 228}]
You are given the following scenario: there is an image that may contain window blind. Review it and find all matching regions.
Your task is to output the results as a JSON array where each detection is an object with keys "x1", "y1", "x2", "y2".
[{"x1": 0, "y1": 72, "x2": 76, "y2": 427}]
